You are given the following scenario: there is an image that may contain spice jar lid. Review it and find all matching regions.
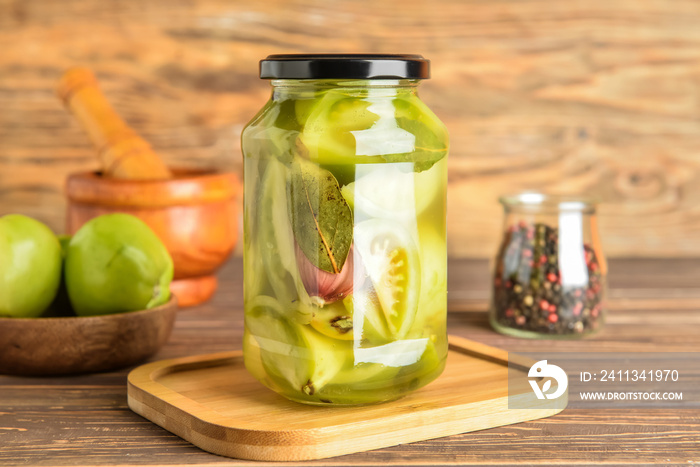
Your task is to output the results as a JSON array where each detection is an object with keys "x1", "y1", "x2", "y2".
[
  {"x1": 259, "y1": 54, "x2": 430, "y2": 80},
  {"x1": 499, "y1": 192, "x2": 597, "y2": 214}
]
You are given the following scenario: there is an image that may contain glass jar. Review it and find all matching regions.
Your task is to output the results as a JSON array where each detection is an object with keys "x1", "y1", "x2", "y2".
[
  {"x1": 489, "y1": 193, "x2": 607, "y2": 339},
  {"x1": 241, "y1": 54, "x2": 449, "y2": 405}
]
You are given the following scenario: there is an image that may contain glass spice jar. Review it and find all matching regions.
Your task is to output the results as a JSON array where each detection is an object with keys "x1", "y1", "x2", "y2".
[
  {"x1": 489, "y1": 193, "x2": 607, "y2": 339},
  {"x1": 241, "y1": 54, "x2": 449, "y2": 405}
]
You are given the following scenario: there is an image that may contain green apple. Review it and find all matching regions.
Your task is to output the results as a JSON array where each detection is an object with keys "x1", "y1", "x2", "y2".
[
  {"x1": 64, "y1": 213, "x2": 174, "y2": 316},
  {"x1": 0, "y1": 214, "x2": 62, "y2": 318}
]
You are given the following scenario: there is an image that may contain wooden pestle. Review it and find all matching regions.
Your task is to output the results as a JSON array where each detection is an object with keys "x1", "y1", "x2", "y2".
[{"x1": 57, "y1": 67, "x2": 172, "y2": 180}]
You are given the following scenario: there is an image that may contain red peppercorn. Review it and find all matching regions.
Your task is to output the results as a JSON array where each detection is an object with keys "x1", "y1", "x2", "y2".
[
  {"x1": 547, "y1": 314, "x2": 559, "y2": 323},
  {"x1": 548, "y1": 303, "x2": 557, "y2": 313},
  {"x1": 539, "y1": 299, "x2": 549, "y2": 309},
  {"x1": 547, "y1": 272, "x2": 557, "y2": 282},
  {"x1": 539, "y1": 254, "x2": 547, "y2": 265},
  {"x1": 505, "y1": 308, "x2": 514, "y2": 318}
]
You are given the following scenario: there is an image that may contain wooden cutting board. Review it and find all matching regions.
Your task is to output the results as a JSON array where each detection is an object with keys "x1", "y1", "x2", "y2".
[{"x1": 127, "y1": 335, "x2": 566, "y2": 461}]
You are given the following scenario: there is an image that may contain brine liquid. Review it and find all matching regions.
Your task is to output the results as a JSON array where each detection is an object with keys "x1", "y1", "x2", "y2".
[{"x1": 243, "y1": 156, "x2": 448, "y2": 406}]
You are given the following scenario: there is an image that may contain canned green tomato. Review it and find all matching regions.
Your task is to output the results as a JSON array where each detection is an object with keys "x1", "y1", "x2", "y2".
[{"x1": 241, "y1": 54, "x2": 449, "y2": 405}]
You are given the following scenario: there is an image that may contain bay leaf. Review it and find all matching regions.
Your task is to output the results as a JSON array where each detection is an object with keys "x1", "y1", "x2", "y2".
[{"x1": 289, "y1": 160, "x2": 353, "y2": 274}]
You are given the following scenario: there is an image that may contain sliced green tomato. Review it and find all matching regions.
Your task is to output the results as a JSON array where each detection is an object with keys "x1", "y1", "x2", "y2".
[
  {"x1": 243, "y1": 159, "x2": 266, "y2": 300},
  {"x1": 293, "y1": 86, "x2": 332, "y2": 123},
  {"x1": 310, "y1": 300, "x2": 354, "y2": 340},
  {"x1": 242, "y1": 329, "x2": 267, "y2": 384},
  {"x1": 346, "y1": 286, "x2": 396, "y2": 344},
  {"x1": 242, "y1": 98, "x2": 302, "y2": 164},
  {"x1": 258, "y1": 158, "x2": 311, "y2": 317},
  {"x1": 408, "y1": 224, "x2": 447, "y2": 339},
  {"x1": 352, "y1": 337, "x2": 429, "y2": 368},
  {"x1": 389, "y1": 94, "x2": 449, "y2": 172},
  {"x1": 353, "y1": 219, "x2": 421, "y2": 339},
  {"x1": 341, "y1": 161, "x2": 443, "y2": 222},
  {"x1": 274, "y1": 98, "x2": 302, "y2": 131},
  {"x1": 417, "y1": 224, "x2": 447, "y2": 310},
  {"x1": 390, "y1": 337, "x2": 445, "y2": 387},
  {"x1": 309, "y1": 293, "x2": 390, "y2": 343},
  {"x1": 244, "y1": 237, "x2": 265, "y2": 300},
  {"x1": 295, "y1": 93, "x2": 326, "y2": 125},
  {"x1": 295, "y1": 98, "x2": 314, "y2": 124},
  {"x1": 324, "y1": 336, "x2": 436, "y2": 396},
  {"x1": 299, "y1": 90, "x2": 384, "y2": 166},
  {"x1": 245, "y1": 295, "x2": 348, "y2": 398},
  {"x1": 299, "y1": 90, "x2": 447, "y2": 172},
  {"x1": 258, "y1": 158, "x2": 293, "y2": 304}
]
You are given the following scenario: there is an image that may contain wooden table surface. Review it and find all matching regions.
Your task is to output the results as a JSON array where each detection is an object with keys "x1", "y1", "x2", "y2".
[{"x1": 1, "y1": 258, "x2": 699, "y2": 465}]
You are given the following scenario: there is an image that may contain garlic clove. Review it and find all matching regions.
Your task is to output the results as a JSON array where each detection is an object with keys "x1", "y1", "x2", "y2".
[{"x1": 295, "y1": 242, "x2": 359, "y2": 304}]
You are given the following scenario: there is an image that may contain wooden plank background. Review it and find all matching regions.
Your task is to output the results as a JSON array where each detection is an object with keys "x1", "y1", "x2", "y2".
[{"x1": 2, "y1": 0, "x2": 700, "y2": 258}]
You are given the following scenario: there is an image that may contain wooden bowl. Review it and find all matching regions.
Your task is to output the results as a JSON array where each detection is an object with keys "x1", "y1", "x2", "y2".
[
  {"x1": 0, "y1": 298, "x2": 177, "y2": 376},
  {"x1": 65, "y1": 169, "x2": 240, "y2": 307}
]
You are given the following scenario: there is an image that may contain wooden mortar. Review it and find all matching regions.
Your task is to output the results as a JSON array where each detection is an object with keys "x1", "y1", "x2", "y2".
[
  {"x1": 58, "y1": 67, "x2": 239, "y2": 306},
  {"x1": 66, "y1": 169, "x2": 239, "y2": 307}
]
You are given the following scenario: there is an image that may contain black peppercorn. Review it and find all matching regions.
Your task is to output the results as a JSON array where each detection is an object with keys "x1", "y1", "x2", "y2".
[{"x1": 492, "y1": 222, "x2": 604, "y2": 336}]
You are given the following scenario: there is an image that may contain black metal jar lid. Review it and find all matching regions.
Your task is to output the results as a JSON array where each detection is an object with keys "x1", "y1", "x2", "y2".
[{"x1": 259, "y1": 54, "x2": 430, "y2": 80}]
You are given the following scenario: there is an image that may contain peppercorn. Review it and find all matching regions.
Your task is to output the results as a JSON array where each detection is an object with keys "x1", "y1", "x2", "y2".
[{"x1": 492, "y1": 221, "x2": 604, "y2": 336}]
